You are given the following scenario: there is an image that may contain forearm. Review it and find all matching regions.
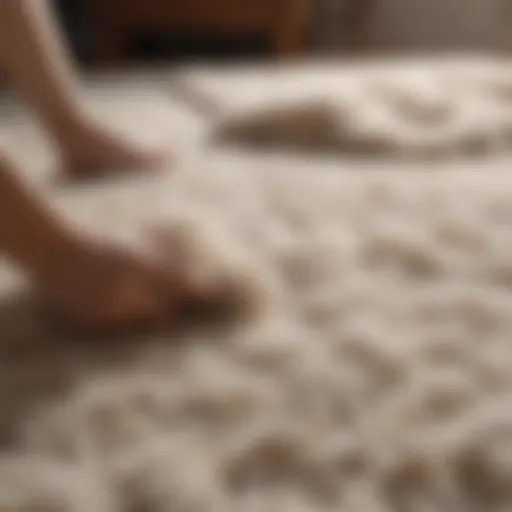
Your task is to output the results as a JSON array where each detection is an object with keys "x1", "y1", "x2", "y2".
[
  {"x1": 0, "y1": 0, "x2": 85, "y2": 136},
  {"x1": 0, "y1": 152, "x2": 77, "y2": 276}
]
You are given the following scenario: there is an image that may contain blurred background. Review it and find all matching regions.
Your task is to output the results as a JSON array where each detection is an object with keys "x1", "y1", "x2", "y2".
[{"x1": 55, "y1": 0, "x2": 512, "y2": 68}]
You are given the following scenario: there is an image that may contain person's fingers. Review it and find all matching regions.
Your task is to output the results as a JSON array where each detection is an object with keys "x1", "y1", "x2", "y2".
[
  {"x1": 92, "y1": 268, "x2": 167, "y2": 326},
  {"x1": 149, "y1": 259, "x2": 220, "y2": 305},
  {"x1": 126, "y1": 244, "x2": 220, "y2": 313}
]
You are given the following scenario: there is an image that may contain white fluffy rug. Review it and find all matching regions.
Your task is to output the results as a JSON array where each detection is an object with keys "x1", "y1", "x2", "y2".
[
  {"x1": 177, "y1": 56, "x2": 512, "y2": 159},
  {"x1": 1, "y1": 60, "x2": 512, "y2": 511}
]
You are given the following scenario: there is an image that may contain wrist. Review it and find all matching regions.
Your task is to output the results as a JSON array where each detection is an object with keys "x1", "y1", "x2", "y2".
[{"x1": 19, "y1": 221, "x2": 84, "y2": 282}]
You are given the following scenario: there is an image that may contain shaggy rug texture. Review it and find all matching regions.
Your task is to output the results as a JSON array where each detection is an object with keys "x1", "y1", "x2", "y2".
[
  {"x1": 1, "y1": 58, "x2": 512, "y2": 511},
  {"x1": 177, "y1": 56, "x2": 512, "y2": 159}
]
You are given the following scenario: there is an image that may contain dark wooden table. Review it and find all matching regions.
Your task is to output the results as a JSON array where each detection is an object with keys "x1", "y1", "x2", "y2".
[{"x1": 88, "y1": 0, "x2": 316, "y2": 63}]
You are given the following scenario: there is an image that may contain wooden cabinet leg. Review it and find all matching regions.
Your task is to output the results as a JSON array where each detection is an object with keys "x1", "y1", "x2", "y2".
[{"x1": 274, "y1": 0, "x2": 314, "y2": 56}]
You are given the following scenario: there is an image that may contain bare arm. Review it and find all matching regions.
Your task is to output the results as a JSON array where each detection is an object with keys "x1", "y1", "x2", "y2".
[
  {"x1": 0, "y1": 152, "x2": 77, "y2": 277},
  {"x1": 0, "y1": 0, "x2": 85, "y2": 140}
]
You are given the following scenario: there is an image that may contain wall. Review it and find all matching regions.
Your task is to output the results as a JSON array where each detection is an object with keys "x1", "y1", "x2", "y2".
[
  {"x1": 313, "y1": 0, "x2": 512, "y2": 55},
  {"x1": 371, "y1": 0, "x2": 512, "y2": 53}
]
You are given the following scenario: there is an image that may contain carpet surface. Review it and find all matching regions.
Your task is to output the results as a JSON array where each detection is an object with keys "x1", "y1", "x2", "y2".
[
  {"x1": 1, "y1": 61, "x2": 512, "y2": 511},
  {"x1": 177, "y1": 56, "x2": 512, "y2": 159}
]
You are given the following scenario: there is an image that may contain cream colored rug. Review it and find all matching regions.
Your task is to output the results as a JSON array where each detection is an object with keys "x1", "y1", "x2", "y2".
[
  {"x1": 1, "y1": 62, "x2": 512, "y2": 511},
  {"x1": 177, "y1": 56, "x2": 512, "y2": 160}
]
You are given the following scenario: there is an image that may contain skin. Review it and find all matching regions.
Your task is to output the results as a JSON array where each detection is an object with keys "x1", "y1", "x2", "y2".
[{"x1": 0, "y1": 0, "x2": 200, "y2": 329}]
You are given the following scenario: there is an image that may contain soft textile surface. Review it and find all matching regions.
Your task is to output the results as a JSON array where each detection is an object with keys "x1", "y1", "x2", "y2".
[
  {"x1": 178, "y1": 56, "x2": 512, "y2": 159},
  {"x1": 1, "y1": 62, "x2": 512, "y2": 511}
]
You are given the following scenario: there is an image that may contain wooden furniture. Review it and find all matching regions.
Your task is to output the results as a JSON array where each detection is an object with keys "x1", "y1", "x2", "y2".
[
  {"x1": 345, "y1": 0, "x2": 377, "y2": 52},
  {"x1": 89, "y1": 0, "x2": 316, "y2": 63}
]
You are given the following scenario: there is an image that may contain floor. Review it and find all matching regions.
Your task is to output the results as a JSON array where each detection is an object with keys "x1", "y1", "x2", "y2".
[{"x1": 1, "y1": 60, "x2": 512, "y2": 511}]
